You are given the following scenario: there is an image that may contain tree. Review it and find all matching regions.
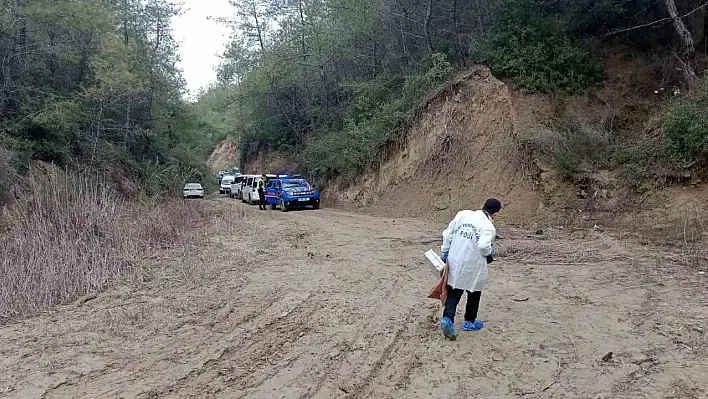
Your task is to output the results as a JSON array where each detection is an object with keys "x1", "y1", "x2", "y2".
[
  {"x1": 664, "y1": 0, "x2": 699, "y2": 89},
  {"x1": 0, "y1": 0, "x2": 209, "y2": 199}
]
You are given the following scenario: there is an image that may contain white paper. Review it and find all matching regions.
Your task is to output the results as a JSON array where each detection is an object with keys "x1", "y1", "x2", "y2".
[{"x1": 425, "y1": 249, "x2": 445, "y2": 278}]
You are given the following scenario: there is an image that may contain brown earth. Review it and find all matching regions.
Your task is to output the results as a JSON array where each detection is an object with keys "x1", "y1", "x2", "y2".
[
  {"x1": 243, "y1": 151, "x2": 296, "y2": 176},
  {"x1": 208, "y1": 141, "x2": 239, "y2": 173},
  {"x1": 328, "y1": 67, "x2": 545, "y2": 227},
  {"x1": 1, "y1": 198, "x2": 707, "y2": 398}
]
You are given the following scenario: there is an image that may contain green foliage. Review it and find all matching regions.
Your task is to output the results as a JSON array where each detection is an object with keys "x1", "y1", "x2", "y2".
[
  {"x1": 0, "y1": 0, "x2": 210, "y2": 201},
  {"x1": 519, "y1": 124, "x2": 614, "y2": 181},
  {"x1": 478, "y1": 0, "x2": 603, "y2": 93},
  {"x1": 297, "y1": 53, "x2": 454, "y2": 181},
  {"x1": 0, "y1": 147, "x2": 18, "y2": 204},
  {"x1": 662, "y1": 102, "x2": 708, "y2": 167}
]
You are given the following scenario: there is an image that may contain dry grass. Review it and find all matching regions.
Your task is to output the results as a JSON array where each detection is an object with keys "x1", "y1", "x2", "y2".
[
  {"x1": 0, "y1": 170, "x2": 213, "y2": 324},
  {"x1": 621, "y1": 206, "x2": 708, "y2": 266}
]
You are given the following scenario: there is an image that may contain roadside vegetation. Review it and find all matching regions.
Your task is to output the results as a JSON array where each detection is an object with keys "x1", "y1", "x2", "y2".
[
  {"x1": 518, "y1": 77, "x2": 708, "y2": 193},
  {"x1": 0, "y1": 0, "x2": 220, "y2": 199},
  {"x1": 0, "y1": 172, "x2": 213, "y2": 323},
  {"x1": 0, "y1": 0, "x2": 221, "y2": 322},
  {"x1": 198, "y1": 0, "x2": 707, "y2": 187}
]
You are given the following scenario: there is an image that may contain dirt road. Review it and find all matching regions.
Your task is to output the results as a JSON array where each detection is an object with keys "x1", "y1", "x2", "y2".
[{"x1": 1, "y1": 199, "x2": 707, "y2": 398}]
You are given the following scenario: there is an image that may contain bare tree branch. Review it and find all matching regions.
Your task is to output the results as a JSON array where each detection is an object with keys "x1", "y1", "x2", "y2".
[{"x1": 600, "y1": 1, "x2": 708, "y2": 38}]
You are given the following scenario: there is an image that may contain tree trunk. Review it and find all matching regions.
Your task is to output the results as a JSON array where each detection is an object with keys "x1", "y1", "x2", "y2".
[
  {"x1": 424, "y1": 0, "x2": 433, "y2": 53},
  {"x1": 665, "y1": 0, "x2": 699, "y2": 88},
  {"x1": 297, "y1": 0, "x2": 307, "y2": 62},
  {"x1": 253, "y1": 2, "x2": 265, "y2": 53},
  {"x1": 691, "y1": 5, "x2": 705, "y2": 46},
  {"x1": 475, "y1": 0, "x2": 486, "y2": 35}
]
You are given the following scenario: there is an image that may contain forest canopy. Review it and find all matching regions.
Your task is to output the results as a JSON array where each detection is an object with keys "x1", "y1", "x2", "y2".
[{"x1": 0, "y1": 0, "x2": 221, "y2": 199}]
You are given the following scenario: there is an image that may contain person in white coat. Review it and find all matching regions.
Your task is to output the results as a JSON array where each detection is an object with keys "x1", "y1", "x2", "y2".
[{"x1": 439, "y1": 198, "x2": 501, "y2": 340}]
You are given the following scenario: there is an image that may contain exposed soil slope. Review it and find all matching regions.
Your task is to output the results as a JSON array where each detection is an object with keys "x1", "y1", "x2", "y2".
[
  {"x1": 331, "y1": 67, "x2": 543, "y2": 226},
  {"x1": 208, "y1": 140, "x2": 239, "y2": 172},
  {"x1": 1, "y1": 199, "x2": 706, "y2": 398}
]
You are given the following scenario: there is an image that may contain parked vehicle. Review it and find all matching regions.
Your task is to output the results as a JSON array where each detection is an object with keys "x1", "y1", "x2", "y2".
[
  {"x1": 238, "y1": 175, "x2": 256, "y2": 202},
  {"x1": 265, "y1": 175, "x2": 320, "y2": 211},
  {"x1": 183, "y1": 183, "x2": 204, "y2": 199},
  {"x1": 243, "y1": 175, "x2": 265, "y2": 205},
  {"x1": 220, "y1": 174, "x2": 235, "y2": 195},
  {"x1": 229, "y1": 174, "x2": 244, "y2": 198}
]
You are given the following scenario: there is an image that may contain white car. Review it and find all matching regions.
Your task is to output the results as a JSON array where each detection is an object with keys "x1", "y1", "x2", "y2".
[
  {"x1": 229, "y1": 175, "x2": 245, "y2": 199},
  {"x1": 242, "y1": 175, "x2": 264, "y2": 205},
  {"x1": 220, "y1": 175, "x2": 235, "y2": 195},
  {"x1": 183, "y1": 183, "x2": 204, "y2": 199}
]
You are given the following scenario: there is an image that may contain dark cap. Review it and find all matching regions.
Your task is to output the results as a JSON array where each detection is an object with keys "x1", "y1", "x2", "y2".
[{"x1": 482, "y1": 198, "x2": 502, "y2": 214}]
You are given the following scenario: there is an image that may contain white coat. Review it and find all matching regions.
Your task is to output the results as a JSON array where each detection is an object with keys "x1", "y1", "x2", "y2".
[{"x1": 441, "y1": 210, "x2": 496, "y2": 292}]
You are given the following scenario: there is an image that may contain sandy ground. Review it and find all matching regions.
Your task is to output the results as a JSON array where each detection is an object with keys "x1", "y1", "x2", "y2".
[{"x1": 1, "y1": 199, "x2": 707, "y2": 399}]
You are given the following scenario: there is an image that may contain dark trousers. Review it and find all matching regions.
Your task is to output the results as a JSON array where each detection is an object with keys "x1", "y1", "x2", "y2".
[
  {"x1": 443, "y1": 286, "x2": 482, "y2": 322},
  {"x1": 258, "y1": 189, "x2": 266, "y2": 209}
]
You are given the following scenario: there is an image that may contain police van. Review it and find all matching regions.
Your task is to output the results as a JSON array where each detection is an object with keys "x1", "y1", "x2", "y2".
[{"x1": 264, "y1": 175, "x2": 320, "y2": 212}]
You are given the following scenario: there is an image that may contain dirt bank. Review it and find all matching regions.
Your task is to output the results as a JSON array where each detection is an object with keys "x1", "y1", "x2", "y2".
[
  {"x1": 327, "y1": 67, "x2": 544, "y2": 226},
  {"x1": 208, "y1": 140, "x2": 239, "y2": 172},
  {"x1": 1, "y1": 199, "x2": 706, "y2": 398}
]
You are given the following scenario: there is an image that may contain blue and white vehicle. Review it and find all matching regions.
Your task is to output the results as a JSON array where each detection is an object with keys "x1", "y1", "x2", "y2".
[{"x1": 265, "y1": 176, "x2": 320, "y2": 212}]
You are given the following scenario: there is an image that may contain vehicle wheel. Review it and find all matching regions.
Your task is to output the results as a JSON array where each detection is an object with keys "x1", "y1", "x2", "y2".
[
  {"x1": 280, "y1": 198, "x2": 289, "y2": 212},
  {"x1": 270, "y1": 202, "x2": 277, "y2": 210},
  {"x1": 248, "y1": 195, "x2": 254, "y2": 205},
  {"x1": 313, "y1": 202, "x2": 320, "y2": 210}
]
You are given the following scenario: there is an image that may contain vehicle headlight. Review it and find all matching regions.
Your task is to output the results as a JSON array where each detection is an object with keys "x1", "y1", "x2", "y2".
[{"x1": 286, "y1": 191, "x2": 294, "y2": 196}]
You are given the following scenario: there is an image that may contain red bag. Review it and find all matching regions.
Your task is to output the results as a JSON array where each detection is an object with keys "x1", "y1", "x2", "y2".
[{"x1": 427, "y1": 264, "x2": 448, "y2": 304}]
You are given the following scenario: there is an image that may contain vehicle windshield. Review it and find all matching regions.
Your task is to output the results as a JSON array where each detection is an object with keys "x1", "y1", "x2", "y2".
[
  {"x1": 185, "y1": 183, "x2": 202, "y2": 189},
  {"x1": 282, "y1": 179, "x2": 309, "y2": 190},
  {"x1": 221, "y1": 177, "x2": 235, "y2": 184}
]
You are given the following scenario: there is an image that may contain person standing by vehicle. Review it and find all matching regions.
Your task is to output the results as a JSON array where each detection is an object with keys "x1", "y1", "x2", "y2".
[
  {"x1": 257, "y1": 175, "x2": 267, "y2": 210},
  {"x1": 438, "y1": 198, "x2": 501, "y2": 340}
]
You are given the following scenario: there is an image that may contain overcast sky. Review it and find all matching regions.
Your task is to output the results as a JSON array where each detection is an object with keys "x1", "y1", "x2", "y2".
[{"x1": 172, "y1": 0, "x2": 233, "y2": 97}]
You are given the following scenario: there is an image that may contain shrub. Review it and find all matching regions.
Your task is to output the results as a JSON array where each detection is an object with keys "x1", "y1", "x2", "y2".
[
  {"x1": 478, "y1": 0, "x2": 603, "y2": 93},
  {"x1": 0, "y1": 147, "x2": 19, "y2": 205},
  {"x1": 662, "y1": 101, "x2": 708, "y2": 167},
  {"x1": 518, "y1": 124, "x2": 614, "y2": 181}
]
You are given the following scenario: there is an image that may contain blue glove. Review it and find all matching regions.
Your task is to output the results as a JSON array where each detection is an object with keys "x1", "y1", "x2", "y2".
[
  {"x1": 440, "y1": 251, "x2": 449, "y2": 262},
  {"x1": 489, "y1": 247, "x2": 495, "y2": 257}
]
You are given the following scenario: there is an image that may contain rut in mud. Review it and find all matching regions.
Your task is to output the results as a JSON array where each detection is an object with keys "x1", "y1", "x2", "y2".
[{"x1": 1, "y1": 199, "x2": 707, "y2": 398}]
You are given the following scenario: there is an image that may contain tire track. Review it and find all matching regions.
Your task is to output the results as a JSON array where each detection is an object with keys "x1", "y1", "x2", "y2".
[{"x1": 160, "y1": 294, "x2": 319, "y2": 397}]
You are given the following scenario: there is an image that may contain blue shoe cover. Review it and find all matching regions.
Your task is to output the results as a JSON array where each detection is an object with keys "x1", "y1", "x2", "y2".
[
  {"x1": 440, "y1": 317, "x2": 457, "y2": 340},
  {"x1": 462, "y1": 319, "x2": 484, "y2": 331}
]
